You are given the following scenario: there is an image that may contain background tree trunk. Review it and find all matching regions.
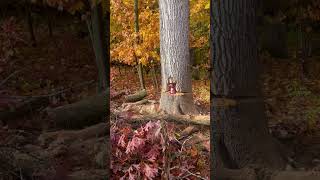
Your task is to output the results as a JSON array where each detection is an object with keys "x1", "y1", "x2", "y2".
[
  {"x1": 134, "y1": 0, "x2": 146, "y2": 90},
  {"x1": 25, "y1": 0, "x2": 36, "y2": 46},
  {"x1": 86, "y1": 3, "x2": 108, "y2": 92},
  {"x1": 210, "y1": 0, "x2": 286, "y2": 178},
  {"x1": 159, "y1": 0, "x2": 196, "y2": 115},
  {"x1": 46, "y1": 6, "x2": 53, "y2": 37}
]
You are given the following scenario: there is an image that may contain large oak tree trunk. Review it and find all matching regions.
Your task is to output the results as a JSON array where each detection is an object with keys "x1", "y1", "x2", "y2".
[
  {"x1": 159, "y1": 0, "x2": 196, "y2": 115},
  {"x1": 210, "y1": 0, "x2": 286, "y2": 178}
]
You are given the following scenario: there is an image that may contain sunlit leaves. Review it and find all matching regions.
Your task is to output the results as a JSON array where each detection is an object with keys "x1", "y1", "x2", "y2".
[
  {"x1": 111, "y1": 0, "x2": 210, "y2": 66},
  {"x1": 111, "y1": 0, "x2": 159, "y2": 66}
]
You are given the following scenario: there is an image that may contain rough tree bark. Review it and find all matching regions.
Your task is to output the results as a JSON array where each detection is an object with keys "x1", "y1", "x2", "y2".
[
  {"x1": 159, "y1": 0, "x2": 196, "y2": 115},
  {"x1": 210, "y1": 0, "x2": 287, "y2": 178}
]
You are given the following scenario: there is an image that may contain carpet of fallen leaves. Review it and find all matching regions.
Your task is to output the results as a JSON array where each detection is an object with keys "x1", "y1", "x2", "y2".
[{"x1": 110, "y1": 117, "x2": 210, "y2": 179}]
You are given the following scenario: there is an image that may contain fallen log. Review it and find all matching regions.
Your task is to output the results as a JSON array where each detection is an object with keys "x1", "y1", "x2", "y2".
[
  {"x1": 125, "y1": 89, "x2": 147, "y2": 102},
  {"x1": 46, "y1": 93, "x2": 107, "y2": 129}
]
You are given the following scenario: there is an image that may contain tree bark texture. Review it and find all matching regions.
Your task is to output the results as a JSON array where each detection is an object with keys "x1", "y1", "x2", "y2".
[
  {"x1": 210, "y1": 0, "x2": 286, "y2": 178},
  {"x1": 159, "y1": 0, "x2": 196, "y2": 115}
]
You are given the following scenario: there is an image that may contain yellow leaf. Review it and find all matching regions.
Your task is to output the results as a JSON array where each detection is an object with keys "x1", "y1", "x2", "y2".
[{"x1": 205, "y1": 2, "x2": 210, "y2": 9}]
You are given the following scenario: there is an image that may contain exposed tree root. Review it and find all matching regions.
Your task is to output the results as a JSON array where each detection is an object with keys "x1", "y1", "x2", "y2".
[
  {"x1": 126, "y1": 113, "x2": 210, "y2": 126},
  {"x1": 46, "y1": 93, "x2": 107, "y2": 129},
  {"x1": 38, "y1": 123, "x2": 107, "y2": 147},
  {"x1": 120, "y1": 99, "x2": 159, "y2": 114},
  {"x1": 124, "y1": 89, "x2": 147, "y2": 102}
]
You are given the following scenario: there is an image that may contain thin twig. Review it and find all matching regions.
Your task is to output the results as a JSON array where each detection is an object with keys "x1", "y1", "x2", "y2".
[
  {"x1": 0, "y1": 69, "x2": 24, "y2": 88},
  {"x1": 180, "y1": 136, "x2": 192, "y2": 152},
  {"x1": 179, "y1": 168, "x2": 208, "y2": 180}
]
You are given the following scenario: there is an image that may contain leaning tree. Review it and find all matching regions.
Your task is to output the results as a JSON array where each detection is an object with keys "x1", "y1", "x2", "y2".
[{"x1": 158, "y1": 0, "x2": 196, "y2": 115}]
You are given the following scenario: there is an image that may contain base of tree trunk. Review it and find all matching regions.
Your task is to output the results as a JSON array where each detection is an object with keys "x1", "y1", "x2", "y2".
[
  {"x1": 159, "y1": 92, "x2": 197, "y2": 115},
  {"x1": 212, "y1": 100, "x2": 287, "y2": 170}
]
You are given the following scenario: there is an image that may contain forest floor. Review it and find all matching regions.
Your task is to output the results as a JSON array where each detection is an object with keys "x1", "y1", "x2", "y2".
[
  {"x1": 261, "y1": 55, "x2": 320, "y2": 170},
  {"x1": 0, "y1": 15, "x2": 108, "y2": 179}
]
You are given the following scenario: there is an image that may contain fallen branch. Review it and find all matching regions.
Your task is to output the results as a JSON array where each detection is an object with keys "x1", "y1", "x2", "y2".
[
  {"x1": 0, "y1": 70, "x2": 24, "y2": 88},
  {"x1": 180, "y1": 168, "x2": 208, "y2": 180}
]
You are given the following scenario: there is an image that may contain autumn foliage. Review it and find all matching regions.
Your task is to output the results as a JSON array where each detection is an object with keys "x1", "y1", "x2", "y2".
[
  {"x1": 111, "y1": 117, "x2": 210, "y2": 179},
  {"x1": 110, "y1": 0, "x2": 210, "y2": 66}
]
